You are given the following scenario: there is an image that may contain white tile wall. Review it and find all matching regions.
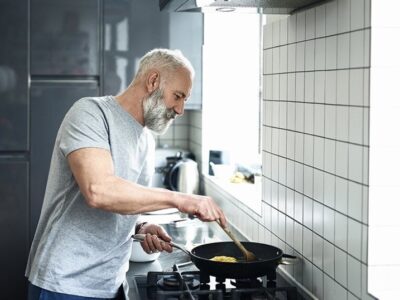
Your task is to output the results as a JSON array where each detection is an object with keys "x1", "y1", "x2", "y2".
[
  {"x1": 155, "y1": 112, "x2": 190, "y2": 149},
  {"x1": 201, "y1": 1, "x2": 372, "y2": 299},
  {"x1": 257, "y1": 0, "x2": 371, "y2": 298}
]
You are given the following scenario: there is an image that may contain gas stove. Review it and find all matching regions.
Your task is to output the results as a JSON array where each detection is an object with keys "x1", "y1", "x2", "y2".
[{"x1": 130, "y1": 261, "x2": 302, "y2": 300}]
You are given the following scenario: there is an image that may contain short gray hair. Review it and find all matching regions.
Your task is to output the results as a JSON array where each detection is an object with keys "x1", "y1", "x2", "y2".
[{"x1": 135, "y1": 49, "x2": 195, "y2": 83}]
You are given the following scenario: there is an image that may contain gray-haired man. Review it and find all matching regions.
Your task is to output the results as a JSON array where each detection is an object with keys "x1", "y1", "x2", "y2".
[{"x1": 26, "y1": 49, "x2": 227, "y2": 300}]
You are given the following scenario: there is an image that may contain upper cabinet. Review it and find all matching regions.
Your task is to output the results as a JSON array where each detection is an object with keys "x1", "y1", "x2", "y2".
[
  {"x1": 103, "y1": 0, "x2": 169, "y2": 95},
  {"x1": 30, "y1": 0, "x2": 100, "y2": 76},
  {"x1": 168, "y1": 12, "x2": 202, "y2": 110},
  {"x1": 0, "y1": 0, "x2": 28, "y2": 151},
  {"x1": 103, "y1": 0, "x2": 202, "y2": 110}
]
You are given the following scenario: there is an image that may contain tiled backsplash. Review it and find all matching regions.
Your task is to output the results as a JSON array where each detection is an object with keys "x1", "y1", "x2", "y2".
[
  {"x1": 155, "y1": 110, "x2": 204, "y2": 179},
  {"x1": 262, "y1": 1, "x2": 372, "y2": 298},
  {"x1": 206, "y1": 0, "x2": 375, "y2": 299},
  {"x1": 154, "y1": 112, "x2": 191, "y2": 150}
]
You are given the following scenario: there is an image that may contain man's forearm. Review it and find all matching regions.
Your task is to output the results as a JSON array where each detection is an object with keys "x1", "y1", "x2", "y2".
[{"x1": 83, "y1": 175, "x2": 181, "y2": 214}]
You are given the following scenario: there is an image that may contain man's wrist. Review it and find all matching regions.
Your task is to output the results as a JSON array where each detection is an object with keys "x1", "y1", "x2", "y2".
[{"x1": 135, "y1": 222, "x2": 148, "y2": 234}]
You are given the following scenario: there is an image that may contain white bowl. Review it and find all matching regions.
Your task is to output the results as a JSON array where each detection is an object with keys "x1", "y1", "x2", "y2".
[
  {"x1": 130, "y1": 240, "x2": 160, "y2": 262},
  {"x1": 210, "y1": 163, "x2": 235, "y2": 180}
]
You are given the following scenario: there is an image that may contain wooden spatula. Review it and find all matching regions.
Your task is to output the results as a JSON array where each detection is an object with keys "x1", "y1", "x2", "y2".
[{"x1": 216, "y1": 220, "x2": 257, "y2": 262}]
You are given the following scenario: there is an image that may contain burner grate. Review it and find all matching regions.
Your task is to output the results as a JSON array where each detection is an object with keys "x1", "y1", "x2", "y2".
[
  {"x1": 142, "y1": 263, "x2": 300, "y2": 300},
  {"x1": 155, "y1": 289, "x2": 224, "y2": 300}
]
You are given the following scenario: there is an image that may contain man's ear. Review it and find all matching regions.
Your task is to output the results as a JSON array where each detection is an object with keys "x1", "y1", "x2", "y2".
[{"x1": 146, "y1": 71, "x2": 160, "y2": 93}]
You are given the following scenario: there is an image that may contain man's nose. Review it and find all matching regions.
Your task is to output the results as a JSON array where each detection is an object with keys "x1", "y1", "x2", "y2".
[{"x1": 174, "y1": 102, "x2": 185, "y2": 116}]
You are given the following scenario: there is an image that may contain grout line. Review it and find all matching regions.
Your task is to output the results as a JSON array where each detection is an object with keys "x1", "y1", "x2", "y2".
[
  {"x1": 263, "y1": 65, "x2": 370, "y2": 75},
  {"x1": 262, "y1": 97, "x2": 370, "y2": 109},
  {"x1": 262, "y1": 173, "x2": 368, "y2": 226},
  {"x1": 263, "y1": 148, "x2": 369, "y2": 187},
  {"x1": 263, "y1": 26, "x2": 371, "y2": 51},
  {"x1": 263, "y1": 124, "x2": 369, "y2": 148},
  {"x1": 261, "y1": 224, "x2": 363, "y2": 300}
]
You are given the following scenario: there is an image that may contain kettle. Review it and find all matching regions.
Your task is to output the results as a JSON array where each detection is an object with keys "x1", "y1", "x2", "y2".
[{"x1": 164, "y1": 158, "x2": 199, "y2": 194}]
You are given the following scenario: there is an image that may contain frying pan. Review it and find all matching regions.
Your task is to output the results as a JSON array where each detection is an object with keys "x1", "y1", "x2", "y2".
[{"x1": 133, "y1": 234, "x2": 296, "y2": 279}]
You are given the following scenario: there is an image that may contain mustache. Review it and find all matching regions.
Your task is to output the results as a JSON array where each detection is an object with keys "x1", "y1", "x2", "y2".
[
  {"x1": 166, "y1": 108, "x2": 177, "y2": 120},
  {"x1": 143, "y1": 87, "x2": 178, "y2": 135}
]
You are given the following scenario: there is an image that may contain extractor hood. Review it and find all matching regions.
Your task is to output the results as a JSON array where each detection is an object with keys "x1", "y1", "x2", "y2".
[{"x1": 160, "y1": 0, "x2": 330, "y2": 14}]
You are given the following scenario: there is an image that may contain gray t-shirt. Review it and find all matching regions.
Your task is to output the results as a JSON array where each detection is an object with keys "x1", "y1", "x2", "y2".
[{"x1": 25, "y1": 96, "x2": 155, "y2": 298}]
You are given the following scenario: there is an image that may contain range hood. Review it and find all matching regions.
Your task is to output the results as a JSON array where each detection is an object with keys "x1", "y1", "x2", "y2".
[{"x1": 160, "y1": 0, "x2": 330, "y2": 14}]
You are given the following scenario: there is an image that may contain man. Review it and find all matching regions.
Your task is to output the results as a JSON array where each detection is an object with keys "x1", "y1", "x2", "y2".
[{"x1": 26, "y1": 49, "x2": 227, "y2": 300}]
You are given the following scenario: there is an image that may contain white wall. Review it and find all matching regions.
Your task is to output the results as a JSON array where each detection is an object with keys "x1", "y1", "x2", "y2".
[
  {"x1": 368, "y1": 0, "x2": 400, "y2": 299},
  {"x1": 206, "y1": 0, "x2": 376, "y2": 299},
  {"x1": 262, "y1": 1, "x2": 372, "y2": 298}
]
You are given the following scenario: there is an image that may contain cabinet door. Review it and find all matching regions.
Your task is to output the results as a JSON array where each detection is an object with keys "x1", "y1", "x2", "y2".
[
  {"x1": 31, "y1": 0, "x2": 100, "y2": 75},
  {"x1": 169, "y1": 12, "x2": 203, "y2": 110},
  {"x1": 30, "y1": 82, "x2": 99, "y2": 239},
  {"x1": 0, "y1": 0, "x2": 28, "y2": 150},
  {"x1": 0, "y1": 160, "x2": 29, "y2": 299},
  {"x1": 103, "y1": 0, "x2": 170, "y2": 95}
]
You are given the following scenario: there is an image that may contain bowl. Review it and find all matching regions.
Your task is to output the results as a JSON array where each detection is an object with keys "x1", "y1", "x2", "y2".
[
  {"x1": 129, "y1": 240, "x2": 160, "y2": 262},
  {"x1": 210, "y1": 162, "x2": 235, "y2": 180}
]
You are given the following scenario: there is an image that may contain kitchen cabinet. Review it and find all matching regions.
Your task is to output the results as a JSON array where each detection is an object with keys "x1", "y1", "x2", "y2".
[
  {"x1": 29, "y1": 81, "x2": 99, "y2": 239},
  {"x1": 0, "y1": 160, "x2": 29, "y2": 300},
  {"x1": 168, "y1": 12, "x2": 203, "y2": 110},
  {"x1": 103, "y1": 0, "x2": 202, "y2": 110},
  {"x1": 103, "y1": 0, "x2": 170, "y2": 95},
  {"x1": 0, "y1": 0, "x2": 28, "y2": 151},
  {"x1": 30, "y1": 0, "x2": 100, "y2": 76}
]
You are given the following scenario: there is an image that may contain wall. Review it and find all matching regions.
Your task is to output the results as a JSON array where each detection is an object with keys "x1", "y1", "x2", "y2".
[
  {"x1": 154, "y1": 110, "x2": 202, "y2": 154},
  {"x1": 368, "y1": 0, "x2": 400, "y2": 299},
  {"x1": 154, "y1": 112, "x2": 191, "y2": 150},
  {"x1": 188, "y1": 110, "x2": 203, "y2": 173},
  {"x1": 206, "y1": 0, "x2": 375, "y2": 299}
]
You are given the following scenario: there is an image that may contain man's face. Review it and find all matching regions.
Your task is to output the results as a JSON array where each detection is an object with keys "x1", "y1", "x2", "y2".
[
  {"x1": 143, "y1": 68, "x2": 192, "y2": 135},
  {"x1": 143, "y1": 86, "x2": 176, "y2": 135}
]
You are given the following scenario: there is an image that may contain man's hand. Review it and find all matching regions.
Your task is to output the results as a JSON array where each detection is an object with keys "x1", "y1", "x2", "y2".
[
  {"x1": 177, "y1": 194, "x2": 227, "y2": 228},
  {"x1": 137, "y1": 223, "x2": 173, "y2": 254}
]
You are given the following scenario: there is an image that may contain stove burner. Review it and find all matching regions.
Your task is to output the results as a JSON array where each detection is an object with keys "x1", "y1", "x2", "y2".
[
  {"x1": 231, "y1": 278, "x2": 263, "y2": 289},
  {"x1": 157, "y1": 274, "x2": 200, "y2": 290}
]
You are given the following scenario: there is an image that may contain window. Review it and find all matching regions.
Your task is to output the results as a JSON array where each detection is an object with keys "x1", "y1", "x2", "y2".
[{"x1": 202, "y1": 12, "x2": 265, "y2": 213}]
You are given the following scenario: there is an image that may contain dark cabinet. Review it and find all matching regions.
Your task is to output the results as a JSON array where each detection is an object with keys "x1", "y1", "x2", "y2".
[
  {"x1": 0, "y1": 160, "x2": 29, "y2": 299},
  {"x1": 0, "y1": 0, "x2": 28, "y2": 151},
  {"x1": 29, "y1": 82, "x2": 99, "y2": 239},
  {"x1": 30, "y1": 0, "x2": 100, "y2": 76}
]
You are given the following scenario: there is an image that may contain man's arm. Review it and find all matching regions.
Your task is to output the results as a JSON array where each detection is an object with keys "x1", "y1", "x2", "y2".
[{"x1": 67, "y1": 147, "x2": 227, "y2": 227}]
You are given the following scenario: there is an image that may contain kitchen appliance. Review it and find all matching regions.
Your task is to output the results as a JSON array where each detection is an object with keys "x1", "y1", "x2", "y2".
[
  {"x1": 143, "y1": 148, "x2": 199, "y2": 216},
  {"x1": 162, "y1": 151, "x2": 199, "y2": 194},
  {"x1": 129, "y1": 261, "x2": 303, "y2": 300},
  {"x1": 160, "y1": 0, "x2": 331, "y2": 14}
]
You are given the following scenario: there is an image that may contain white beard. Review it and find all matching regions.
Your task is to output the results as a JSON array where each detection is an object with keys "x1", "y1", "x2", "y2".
[{"x1": 143, "y1": 87, "x2": 177, "y2": 135}]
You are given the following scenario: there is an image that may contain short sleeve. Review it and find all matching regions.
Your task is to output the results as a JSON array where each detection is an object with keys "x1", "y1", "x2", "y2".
[{"x1": 59, "y1": 99, "x2": 110, "y2": 157}]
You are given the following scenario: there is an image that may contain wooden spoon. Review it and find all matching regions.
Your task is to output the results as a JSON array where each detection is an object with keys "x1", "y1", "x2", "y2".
[{"x1": 216, "y1": 221, "x2": 257, "y2": 262}]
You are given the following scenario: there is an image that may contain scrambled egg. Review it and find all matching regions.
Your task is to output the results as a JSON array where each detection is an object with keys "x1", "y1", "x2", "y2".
[{"x1": 210, "y1": 256, "x2": 237, "y2": 263}]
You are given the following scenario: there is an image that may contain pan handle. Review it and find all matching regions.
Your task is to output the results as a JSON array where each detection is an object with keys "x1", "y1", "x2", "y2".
[
  {"x1": 132, "y1": 234, "x2": 191, "y2": 257},
  {"x1": 279, "y1": 254, "x2": 297, "y2": 265},
  {"x1": 169, "y1": 242, "x2": 192, "y2": 257}
]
